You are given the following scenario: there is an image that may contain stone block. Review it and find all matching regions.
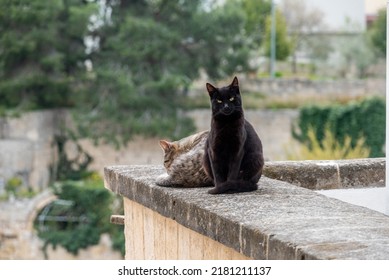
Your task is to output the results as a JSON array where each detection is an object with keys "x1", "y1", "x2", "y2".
[
  {"x1": 337, "y1": 158, "x2": 385, "y2": 188},
  {"x1": 263, "y1": 158, "x2": 385, "y2": 190}
]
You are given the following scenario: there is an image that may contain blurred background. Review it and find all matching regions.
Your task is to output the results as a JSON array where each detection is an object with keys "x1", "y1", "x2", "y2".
[{"x1": 0, "y1": 0, "x2": 386, "y2": 259}]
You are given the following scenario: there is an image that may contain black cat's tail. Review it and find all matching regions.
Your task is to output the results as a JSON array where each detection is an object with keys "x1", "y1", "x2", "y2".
[{"x1": 208, "y1": 180, "x2": 258, "y2": 194}]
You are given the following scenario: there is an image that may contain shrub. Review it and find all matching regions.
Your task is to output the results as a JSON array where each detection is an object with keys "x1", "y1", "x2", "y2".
[
  {"x1": 4, "y1": 177, "x2": 36, "y2": 199},
  {"x1": 292, "y1": 97, "x2": 385, "y2": 157},
  {"x1": 287, "y1": 126, "x2": 370, "y2": 160},
  {"x1": 5, "y1": 177, "x2": 23, "y2": 195},
  {"x1": 35, "y1": 175, "x2": 124, "y2": 257}
]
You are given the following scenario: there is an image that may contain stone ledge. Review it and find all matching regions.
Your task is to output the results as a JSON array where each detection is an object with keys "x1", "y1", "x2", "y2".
[
  {"x1": 104, "y1": 164, "x2": 389, "y2": 260},
  {"x1": 263, "y1": 158, "x2": 385, "y2": 190}
]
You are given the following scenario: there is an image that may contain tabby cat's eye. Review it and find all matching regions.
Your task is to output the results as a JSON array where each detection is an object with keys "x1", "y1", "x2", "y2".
[
  {"x1": 229, "y1": 97, "x2": 235, "y2": 101},
  {"x1": 216, "y1": 99, "x2": 222, "y2": 103}
]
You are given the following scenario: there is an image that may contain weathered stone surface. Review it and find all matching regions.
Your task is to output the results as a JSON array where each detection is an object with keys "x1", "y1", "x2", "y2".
[
  {"x1": 104, "y1": 164, "x2": 389, "y2": 260},
  {"x1": 0, "y1": 110, "x2": 70, "y2": 191},
  {"x1": 337, "y1": 158, "x2": 385, "y2": 188},
  {"x1": 263, "y1": 158, "x2": 385, "y2": 190}
]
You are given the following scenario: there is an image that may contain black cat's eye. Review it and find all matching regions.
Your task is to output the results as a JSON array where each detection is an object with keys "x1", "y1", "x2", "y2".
[
  {"x1": 216, "y1": 99, "x2": 222, "y2": 103},
  {"x1": 229, "y1": 97, "x2": 234, "y2": 101}
]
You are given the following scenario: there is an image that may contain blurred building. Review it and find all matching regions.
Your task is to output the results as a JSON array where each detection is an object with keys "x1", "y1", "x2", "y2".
[{"x1": 276, "y1": 0, "x2": 386, "y2": 78}]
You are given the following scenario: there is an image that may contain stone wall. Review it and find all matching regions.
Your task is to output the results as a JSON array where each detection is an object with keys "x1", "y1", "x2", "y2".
[
  {"x1": 0, "y1": 108, "x2": 298, "y2": 195},
  {"x1": 187, "y1": 109, "x2": 299, "y2": 161},
  {"x1": 0, "y1": 110, "x2": 69, "y2": 192},
  {"x1": 122, "y1": 197, "x2": 249, "y2": 259},
  {"x1": 190, "y1": 78, "x2": 385, "y2": 98},
  {"x1": 242, "y1": 78, "x2": 385, "y2": 97},
  {"x1": 104, "y1": 163, "x2": 389, "y2": 260}
]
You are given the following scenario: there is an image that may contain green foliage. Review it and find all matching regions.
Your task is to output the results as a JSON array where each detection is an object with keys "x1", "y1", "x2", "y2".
[
  {"x1": 73, "y1": 0, "x2": 256, "y2": 145},
  {"x1": 264, "y1": 9, "x2": 291, "y2": 61},
  {"x1": 240, "y1": 0, "x2": 271, "y2": 47},
  {"x1": 287, "y1": 126, "x2": 370, "y2": 160},
  {"x1": 38, "y1": 135, "x2": 125, "y2": 257},
  {"x1": 370, "y1": 8, "x2": 386, "y2": 58},
  {"x1": 53, "y1": 134, "x2": 93, "y2": 181},
  {"x1": 274, "y1": 71, "x2": 283, "y2": 78},
  {"x1": 36, "y1": 175, "x2": 124, "y2": 257},
  {"x1": 5, "y1": 177, "x2": 23, "y2": 195},
  {"x1": 3, "y1": 177, "x2": 36, "y2": 199},
  {"x1": 0, "y1": 0, "x2": 265, "y2": 145},
  {"x1": 74, "y1": 68, "x2": 197, "y2": 145},
  {"x1": 292, "y1": 97, "x2": 385, "y2": 158},
  {"x1": 0, "y1": 0, "x2": 96, "y2": 110},
  {"x1": 110, "y1": 223, "x2": 125, "y2": 257}
]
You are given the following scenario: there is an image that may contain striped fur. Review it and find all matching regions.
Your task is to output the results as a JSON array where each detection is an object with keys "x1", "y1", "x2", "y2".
[{"x1": 156, "y1": 130, "x2": 212, "y2": 188}]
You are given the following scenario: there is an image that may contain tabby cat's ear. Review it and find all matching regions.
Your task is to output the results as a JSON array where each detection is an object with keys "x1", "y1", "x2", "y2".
[
  {"x1": 231, "y1": 76, "x2": 239, "y2": 88},
  {"x1": 206, "y1": 83, "x2": 217, "y2": 98},
  {"x1": 159, "y1": 140, "x2": 172, "y2": 152}
]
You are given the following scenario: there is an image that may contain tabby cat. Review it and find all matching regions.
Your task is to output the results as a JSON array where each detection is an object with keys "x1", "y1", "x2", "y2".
[
  {"x1": 156, "y1": 130, "x2": 212, "y2": 188},
  {"x1": 204, "y1": 76, "x2": 264, "y2": 194}
]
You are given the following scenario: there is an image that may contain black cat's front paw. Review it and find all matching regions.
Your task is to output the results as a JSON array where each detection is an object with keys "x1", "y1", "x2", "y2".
[{"x1": 208, "y1": 187, "x2": 222, "y2": 194}]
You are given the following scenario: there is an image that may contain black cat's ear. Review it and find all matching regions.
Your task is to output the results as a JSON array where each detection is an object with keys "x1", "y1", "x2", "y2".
[
  {"x1": 231, "y1": 76, "x2": 239, "y2": 88},
  {"x1": 206, "y1": 82, "x2": 216, "y2": 98}
]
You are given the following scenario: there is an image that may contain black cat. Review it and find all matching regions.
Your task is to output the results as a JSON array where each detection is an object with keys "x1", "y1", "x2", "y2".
[{"x1": 203, "y1": 76, "x2": 264, "y2": 194}]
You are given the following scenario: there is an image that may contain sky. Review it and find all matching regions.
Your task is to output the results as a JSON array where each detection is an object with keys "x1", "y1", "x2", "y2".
[{"x1": 276, "y1": 0, "x2": 386, "y2": 32}]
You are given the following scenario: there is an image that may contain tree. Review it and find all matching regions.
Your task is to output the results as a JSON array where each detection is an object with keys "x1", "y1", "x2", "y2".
[
  {"x1": 0, "y1": 0, "x2": 96, "y2": 110},
  {"x1": 263, "y1": 9, "x2": 291, "y2": 61},
  {"x1": 370, "y1": 8, "x2": 386, "y2": 58},
  {"x1": 74, "y1": 0, "x2": 254, "y2": 145},
  {"x1": 336, "y1": 34, "x2": 376, "y2": 79},
  {"x1": 280, "y1": 0, "x2": 325, "y2": 73},
  {"x1": 240, "y1": 0, "x2": 272, "y2": 47},
  {"x1": 1, "y1": 0, "x2": 256, "y2": 145}
]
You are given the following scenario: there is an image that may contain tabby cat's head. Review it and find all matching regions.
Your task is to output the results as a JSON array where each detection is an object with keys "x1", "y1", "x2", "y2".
[
  {"x1": 206, "y1": 76, "x2": 243, "y2": 119},
  {"x1": 159, "y1": 140, "x2": 178, "y2": 170}
]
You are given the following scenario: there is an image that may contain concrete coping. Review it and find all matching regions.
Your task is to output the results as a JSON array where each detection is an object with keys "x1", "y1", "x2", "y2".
[
  {"x1": 263, "y1": 158, "x2": 385, "y2": 190},
  {"x1": 104, "y1": 162, "x2": 389, "y2": 259}
]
